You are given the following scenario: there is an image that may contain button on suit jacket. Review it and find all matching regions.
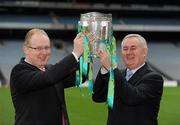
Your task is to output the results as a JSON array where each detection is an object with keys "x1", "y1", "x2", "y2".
[
  {"x1": 10, "y1": 54, "x2": 78, "y2": 125},
  {"x1": 92, "y1": 63, "x2": 163, "y2": 125}
]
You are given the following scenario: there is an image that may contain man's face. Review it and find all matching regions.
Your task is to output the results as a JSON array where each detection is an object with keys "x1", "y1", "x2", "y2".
[
  {"x1": 121, "y1": 37, "x2": 148, "y2": 70},
  {"x1": 24, "y1": 33, "x2": 51, "y2": 69}
]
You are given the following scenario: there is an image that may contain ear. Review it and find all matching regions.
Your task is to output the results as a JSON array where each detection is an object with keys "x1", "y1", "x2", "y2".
[
  {"x1": 144, "y1": 48, "x2": 148, "y2": 58},
  {"x1": 23, "y1": 46, "x2": 29, "y2": 56}
]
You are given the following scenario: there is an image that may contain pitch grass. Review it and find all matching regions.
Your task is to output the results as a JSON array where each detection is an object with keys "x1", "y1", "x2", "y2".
[{"x1": 0, "y1": 87, "x2": 180, "y2": 125}]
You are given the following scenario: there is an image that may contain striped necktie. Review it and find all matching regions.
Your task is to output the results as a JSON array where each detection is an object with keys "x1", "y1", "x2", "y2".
[{"x1": 126, "y1": 70, "x2": 133, "y2": 81}]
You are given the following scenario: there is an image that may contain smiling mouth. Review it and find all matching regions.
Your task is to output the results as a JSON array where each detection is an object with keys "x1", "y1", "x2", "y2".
[
  {"x1": 127, "y1": 57, "x2": 134, "y2": 60},
  {"x1": 39, "y1": 56, "x2": 47, "y2": 61}
]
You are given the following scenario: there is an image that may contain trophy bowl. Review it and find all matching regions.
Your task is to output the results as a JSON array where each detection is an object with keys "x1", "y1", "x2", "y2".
[{"x1": 78, "y1": 12, "x2": 112, "y2": 58}]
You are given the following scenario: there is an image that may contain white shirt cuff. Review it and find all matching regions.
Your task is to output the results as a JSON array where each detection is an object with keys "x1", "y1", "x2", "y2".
[
  {"x1": 72, "y1": 52, "x2": 79, "y2": 62},
  {"x1": 100, "y1": 67, "x2": 109, "y2": 74}
]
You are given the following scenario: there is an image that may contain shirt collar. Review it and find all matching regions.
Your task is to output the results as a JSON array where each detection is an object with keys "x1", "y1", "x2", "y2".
[
  {"x1": 24, "y1": 58, "x2": 45, "y2": 71},
  {"x1": 127, "y1": 63, "x2": 145, "y2": 74}
]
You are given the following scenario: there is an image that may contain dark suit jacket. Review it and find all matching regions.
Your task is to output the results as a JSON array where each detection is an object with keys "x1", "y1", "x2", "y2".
[
  {"x1": 10, "y1": 54, "x2": 78, "y2": 125},
  {"x1": 92, "y1": 63, "x2": 163, "y2": 125}
]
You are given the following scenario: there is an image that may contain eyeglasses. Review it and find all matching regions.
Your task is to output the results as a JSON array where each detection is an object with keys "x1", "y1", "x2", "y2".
[{"x1": 26, "y1": 45, "x2": 51, "y2": 51}]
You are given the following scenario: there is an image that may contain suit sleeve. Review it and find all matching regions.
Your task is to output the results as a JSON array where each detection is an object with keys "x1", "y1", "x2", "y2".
[
  {"x1": 92, "y1": 69, "x2": 110, "y2": 103},
  {"x1": 61, "y1": 72, "x2": 76, "y2": 88},
  {"x1": 10, "y1": 54, "x2": 78, "y2": 93},
  {"x1": 114, "y1": 69, "x2": 164, "y2": 105}
]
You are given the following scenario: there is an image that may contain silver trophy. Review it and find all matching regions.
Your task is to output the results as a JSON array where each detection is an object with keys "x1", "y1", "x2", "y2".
[{"x1": 78, "y1": 12, "x2": 112, "y2": 58}]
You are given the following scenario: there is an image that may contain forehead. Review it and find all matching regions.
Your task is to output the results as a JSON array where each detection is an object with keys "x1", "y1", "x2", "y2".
[
  {"x1": 122, "y1": 37, "x2": 141, "y2": 47},
  {"x1": 29, "y1": 33, "x2": 50, "y2": 46}
]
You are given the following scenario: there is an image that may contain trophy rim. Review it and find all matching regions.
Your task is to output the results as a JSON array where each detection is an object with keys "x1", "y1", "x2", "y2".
[{"x1": 80, "y1": 12, "x2": 112, "y2": 22}]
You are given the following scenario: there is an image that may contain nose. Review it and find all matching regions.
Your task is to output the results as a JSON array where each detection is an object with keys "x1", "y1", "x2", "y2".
[{"x1": 126, "y1": 48, "x2": 131, "y2": 54}]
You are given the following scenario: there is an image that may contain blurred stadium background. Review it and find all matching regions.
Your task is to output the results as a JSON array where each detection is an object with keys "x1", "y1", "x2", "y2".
[{"x1": 0, "y1": 0, "x2": 180, "y2": 125}]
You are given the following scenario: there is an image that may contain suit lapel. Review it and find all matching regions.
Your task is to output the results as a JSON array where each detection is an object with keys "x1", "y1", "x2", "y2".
[
  {"x1": 128, "y1": 63, "x2": 149, "y2": 86},
  {"x1": 122, "y1": 69, "x2": 126, "y2": 78}
]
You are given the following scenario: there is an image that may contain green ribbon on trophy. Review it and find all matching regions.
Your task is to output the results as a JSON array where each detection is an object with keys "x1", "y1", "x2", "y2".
[
  {"x1": 75, "y1": 24, "x2": 93, "y2": 95},
  {"x1": 105, "y1": 36, "x2": 117, "y2": 109},
  {"x1": 75, "y1": 12, "x2": 117, "y2": 109}
]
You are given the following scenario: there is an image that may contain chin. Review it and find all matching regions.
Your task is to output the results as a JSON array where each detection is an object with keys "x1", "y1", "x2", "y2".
[
  {"x1": 43, "y1": 62, "x2": 48, "y2": 65},
  {"x1": 39, "y1": 62, "x2": 47, "y2": 66},
  {"x1": 126, "y1": 64, "x2": 135, "y2": 69}
]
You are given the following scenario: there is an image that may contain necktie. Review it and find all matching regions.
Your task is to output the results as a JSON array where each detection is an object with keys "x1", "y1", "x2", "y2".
[{"x1": 126, "y1": 70, "x2": 133, "y2": 81}]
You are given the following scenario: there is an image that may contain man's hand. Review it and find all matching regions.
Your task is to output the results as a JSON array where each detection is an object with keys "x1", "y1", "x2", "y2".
[
  {"x1": 73, "y1": 32, "x2": 84, "y2": 58},
  {"x1": 98, "y1": 50, "x2": 111, "y2": 71}
]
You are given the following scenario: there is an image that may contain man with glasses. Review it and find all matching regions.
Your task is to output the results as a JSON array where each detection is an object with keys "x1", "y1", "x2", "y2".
[{"x1": 10, "y1": 28, "x2": 86, "y2": 125}]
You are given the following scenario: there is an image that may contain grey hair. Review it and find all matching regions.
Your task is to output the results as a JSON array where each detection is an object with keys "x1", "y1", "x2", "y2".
[{"x1": 121, "y1": 34, "x2": 148, "y2": 48}]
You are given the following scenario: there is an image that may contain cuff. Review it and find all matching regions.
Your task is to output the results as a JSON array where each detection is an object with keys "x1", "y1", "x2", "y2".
[
  {"x1": 72, "y1": 52, "x2": 79, "y2": 62},
  {"x1": 100, "y1": 67, "x2": 109, "y2": 74}
]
